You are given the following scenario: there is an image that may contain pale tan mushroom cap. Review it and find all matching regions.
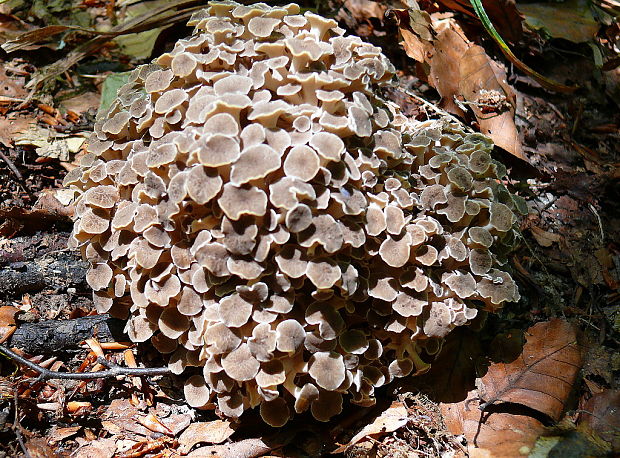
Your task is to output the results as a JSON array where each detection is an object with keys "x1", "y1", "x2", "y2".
[{"x1": 67, "y1": 0, "x2": 522, "y2": 426}]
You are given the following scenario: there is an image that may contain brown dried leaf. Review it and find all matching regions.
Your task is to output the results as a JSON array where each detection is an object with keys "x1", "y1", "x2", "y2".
[
  {"x1": 137, "y1": 413, "x2": 174, "y2": 436},
  {"x1": 0, "y1": 305, "x2": 18, "y2": 344},
  {"x1": 428, "y1": 27, "x2": 470, "y2": 118},
  {"x1": 178, "y1": 420, "x2": 237, "y2": 454},
  {"x1": 530, "y1": 226, "x2": 562, "y2": 247},
  {"x1": 477, "y1": 319, "x2": 583, "y2": 422},
  {"x1": 333, "y1": 401, "x2": 409, "y2": 453},
  {"x1": 441, "y1": 390, "x2": 545, "y2": 457},
  {"x1": 459, "y1": 45, "x2": 524, "y2": 161},
  {"x1": 393, "y1": 8, "x2": 434, "y2": 64},
  {"x1": 48, "y1": 426, "x2": 81, "y2": 445},
  {"x1": 580, "y1": 389, "x2": 620, "y2": 449},
  {"x1": 187, "y1": 438, "x2": 273, "y2": 458},
  {"x1": 72, "y1": 438, "x2": 117, "y2": 458}
]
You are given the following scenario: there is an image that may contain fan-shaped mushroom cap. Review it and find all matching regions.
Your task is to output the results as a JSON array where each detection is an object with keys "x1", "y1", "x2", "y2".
[
  {"x1": 67, "y1": 0, "x2": 520, "y2": 427},
  {"x1": 221, "y1": 344, "x2": 260, "y2": 381},
  {"x1": 184, "y1": 375, "x2": 212, "y2": 408},
  {"x1": 309, "y1": 352, "x2": 346, "y2": 391}
]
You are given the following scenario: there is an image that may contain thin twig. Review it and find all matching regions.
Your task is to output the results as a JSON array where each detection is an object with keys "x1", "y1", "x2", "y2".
[
  {"x1": 13, "y1": 388, "x2": 32, "y2": 458},
  {"x1": 0, "y1": 345, "x2": 170, "y2": 381},
  {"x1": 399, "y1": 87, "x2": 470, "y2": 129},
  {"x1": 0, "y1": 150, "x2": 35, "y2": 200}
]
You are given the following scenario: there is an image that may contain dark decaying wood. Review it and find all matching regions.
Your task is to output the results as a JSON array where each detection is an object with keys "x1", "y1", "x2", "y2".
[{"x1": 9, "y1": 314, "x2": 127, "y2": 354}]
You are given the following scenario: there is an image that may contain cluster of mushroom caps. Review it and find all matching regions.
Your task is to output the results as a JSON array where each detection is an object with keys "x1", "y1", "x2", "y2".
[{"x1": 65, "y1": 1, "x2": 524, "y2": 426}]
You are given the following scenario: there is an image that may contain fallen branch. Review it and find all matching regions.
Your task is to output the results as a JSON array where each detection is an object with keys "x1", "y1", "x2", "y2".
[
  {"x1": 10, "y1": 314, "x2": 126, "y2": 354},
  {"x1": 0, "y1": 345, "x2": 170, "y2": 381}
]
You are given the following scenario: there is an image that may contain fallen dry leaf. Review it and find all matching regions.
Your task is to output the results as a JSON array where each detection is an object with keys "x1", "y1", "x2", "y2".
[
  {"x1": 334, "y1": 401, "x2": 409, "y2": 453},
  {"x1": 428, "y1": 26, "x2": 470, "y2": 118},
  {"x1": 0, "y1": 115, "x2": 32, "y2": 148},
  {"x1": 476, "y1": 319, "x2": 583, "y2": 422},
  {"x1": 580, "y1": 389, "x2": 620, "y2": 449},
  {"x1": 72, "y1": 437, "x2": 117, "y2": 458},
  {"x1": 48, "y1": 426, "x2": 81, "y2": 445},
  {"x1": 178, "y1": 420, "x2": 237, "y2": 454},
  {"x1": 459, "y1": 45, "x2": 524, "y2": 160},
  {"x1": 187, "y1": 438, "x2": 273, "y2": 458},
  {"x1": 0, "y1": 305, "x2": 18, "y2": 344},
  {"x1": 441, "y1": 390, "x2": 546, "y2": 457},
  {"x1": 137, "y1": 413, "x2": 174, "y2": 436},
  {"x1": 530, "y1": 226, "x2": 562, "y2": 247},
  {"x1": 393, "y1": 8, "x2": 434, "y2": 64}
]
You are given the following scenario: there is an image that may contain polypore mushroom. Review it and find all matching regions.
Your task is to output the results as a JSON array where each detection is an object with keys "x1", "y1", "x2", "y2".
[{"x1": 66, "y1": 0, "x2": 521, "y2": 427}]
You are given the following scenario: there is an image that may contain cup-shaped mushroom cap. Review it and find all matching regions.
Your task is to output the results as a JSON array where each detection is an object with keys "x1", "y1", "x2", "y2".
[
  {"x1": 275, "y1": 319, "x2": 305, "y2": 352},
  {"x1": 468, "y1": 150, "x2": 492, "y2": 174},
  {"x1": 310, "y1": 390, "x2": 343, "y2": 422},
  {"x1": 305, "y1": 303, "x2": 345, "y2": 340},
  {"x1": 196, "y1": 134, "x2": 240, "y2": 167},
  {"x1": 469, "y1": 248, "x2": 493, "y2": 275},
  {"x1": 126, "y1": 314, "x2": 157, "y2": 342},
  {"x1": 204, "y1": 322, "x2": 241, "y2": 355},
  {"x1": 217, "y1": 392, "x2": 245, "y2": 418},
  {"x1": 443, "y1": 271, "x2": 476, "y2": 298},
  {"x1": 293, "y1": 383, "x2": 319, "y2": 413},
  {"x1": 178, "y1": 287, "x2": 204, "y2": 316},
  {"x1": 379, "y1": 234, "x2": 411, "y2": 268},
  {"x1": 230, "y1": 144, "x2": 280, "y2": 185},
  {"x1": 423, "y1": 301, "x2": 452, "y2": 338},
  {"x1": 248, "y1": 322, "x2": 277, "y2": 362},
  {"x1": 218, "y1": 184, "x2": 267, "y2": 220},
  {"x1": 184, "y1": 375, "x2": 212, "y2": 408},
  {"x1": 388, "y1": 358, "x2": 414, "y2": 378},
  {"x1": 308, "y1": 351, "x2": 346, "y2": 391},
  {"x1": 285, "y1": 204, "x2": 312, "y2": 233},
  {"x1": 194, "y1": 242, "x2": 230, "y2": 277},
  {"x1": 306, "y1": 258, "x2": 341, "y2": 289},
  {"x1": 221, "y1": 344, "x2": 260, "y2": 381},
  {"x1": 489, "y1": 202, "x2": 516, "y2": 233},
  {"x1": 79, "y1": 208, "x2": 110, "y2": 234},
  {"x1": 159, "y1": 306, "x2": 190, "y2": 340},
  {"x1": 86, "y1": 263, "x2": 114, "y2": 291},
  {"x1": 338, "y1": 330, "x2": 369, "y2": 354},
  {"x1": 259, "y1": 397, "x2": 290, "y2": 427},
  {"x1": 283, "y1": 145, "x2": 320, "y2": 182},
  {"x1": 392, "y1": 292, "x2": 426, "y2": 317},
  {"x1": 477, "y1": 269, "x2": 520, "y2": 306},
  {"x1": 255, "y1": 360, "x2": 286, "y2": 387},
  {"x1": 468, "y1": 227, "x2": 494, "y2": 248},
  {"x1": 368, "y1": 277, "x2": 398, "y2": 302},
  {"x1": 218, "y1": 293, "x2": 253, "y2": 328}
]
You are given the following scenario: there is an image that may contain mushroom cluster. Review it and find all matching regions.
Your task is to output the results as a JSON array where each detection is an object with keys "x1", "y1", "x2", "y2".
[{"x1": 65, "y1": 1, "x2": 523, "y2": 426}]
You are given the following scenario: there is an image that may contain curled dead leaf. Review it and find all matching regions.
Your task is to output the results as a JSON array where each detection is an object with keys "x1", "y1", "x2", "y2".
[
  {"x1": 459, "y1": 45, "x2": 524, "y2": 161},
  {"x1": 441, "y1": 390, "x2": 546, "y2": 457},
  {"x1": 0, "y1": 306, "x2": 18, "y2": 344},
  {"x1": 178, "y1": 420, "x2": 237, "y2": 454},
  {"x1": 477, "y1": 319, "x2": 583, "y2": 422},
  {"x1": 333, "y1": 401, "x2": 409, "y2": 453}
]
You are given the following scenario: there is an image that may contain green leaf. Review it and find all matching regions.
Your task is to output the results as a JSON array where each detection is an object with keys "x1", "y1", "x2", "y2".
[{"x1": 99, "y1": 72, "x2": 131, "y2": 114}]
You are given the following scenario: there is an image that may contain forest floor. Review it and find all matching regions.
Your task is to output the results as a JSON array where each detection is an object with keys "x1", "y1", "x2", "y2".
[{"x1": 0, "y1": 0, "x2": 618, "y2": 457}]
